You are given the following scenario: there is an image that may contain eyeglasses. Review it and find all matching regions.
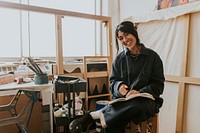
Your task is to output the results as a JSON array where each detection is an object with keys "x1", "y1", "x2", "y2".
[{"x1": 117, "y1": 33, "x2": 130, "y2": 41}]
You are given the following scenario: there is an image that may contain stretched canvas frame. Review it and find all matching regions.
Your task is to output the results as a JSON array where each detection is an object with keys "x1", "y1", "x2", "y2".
[{"x1": 157, "y1": 0, "x2": 199, "y2": 10}]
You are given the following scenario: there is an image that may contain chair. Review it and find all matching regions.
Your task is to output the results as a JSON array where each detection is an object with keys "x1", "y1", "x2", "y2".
[{"x1": 0, "y1": 90, "x2": 38, "y2": 133}]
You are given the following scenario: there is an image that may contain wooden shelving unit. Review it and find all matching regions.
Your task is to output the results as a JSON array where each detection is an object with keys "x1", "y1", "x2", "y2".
[{"x1": 83, "y1": 56, "x2": 111, "y2": 111}]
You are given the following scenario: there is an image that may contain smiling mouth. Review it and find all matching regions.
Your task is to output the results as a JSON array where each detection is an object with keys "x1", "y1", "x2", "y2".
[{"x1": 126, "y1": 41, "x2": 131, "y2": 45}]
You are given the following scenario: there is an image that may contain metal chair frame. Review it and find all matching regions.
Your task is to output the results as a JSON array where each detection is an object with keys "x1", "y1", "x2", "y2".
[{"x1": 0, "y1": 90, "x2": 38, "y2": 133}]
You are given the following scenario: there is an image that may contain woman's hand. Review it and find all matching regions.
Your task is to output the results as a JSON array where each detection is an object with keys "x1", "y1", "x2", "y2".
[
  {"x1": 126, "y1": 90, "x2": 140, "y2": 97},
  {"x1": 119, "y1": 84, "x2": 129, "y2": 96}
]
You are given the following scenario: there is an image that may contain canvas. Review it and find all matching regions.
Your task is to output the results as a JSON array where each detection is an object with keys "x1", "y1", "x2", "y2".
[{"x1": 158, "y1": 0, "x2": 189, "y2": 9}]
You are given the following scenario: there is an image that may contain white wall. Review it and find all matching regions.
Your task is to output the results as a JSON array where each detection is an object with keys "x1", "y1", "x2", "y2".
[
  {"x1": 109, "y1": 0, "x2": 158, "y2": 57},
  {"x1": 119, "y1": 0, "x2": 158, "y2": 21}
]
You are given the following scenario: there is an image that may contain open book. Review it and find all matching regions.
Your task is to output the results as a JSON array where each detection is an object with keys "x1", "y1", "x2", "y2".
[{"x1": 108, "y1": 93, "x2": 155, "y2": 105}]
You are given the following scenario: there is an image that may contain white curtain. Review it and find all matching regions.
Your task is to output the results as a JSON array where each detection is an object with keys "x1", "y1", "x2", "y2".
[
  {"x1": 124, "y1": 1, "x2": 200, "y2": 132},
  {"x1": 137, "y1": 15, "x2": 189, "y2": 76},
  {"x1": 134, "y1": 12, "x2": 200, "y2": 133},
  {"x1": 136, "y1": 15, "x2": 189, "y2": 133}
]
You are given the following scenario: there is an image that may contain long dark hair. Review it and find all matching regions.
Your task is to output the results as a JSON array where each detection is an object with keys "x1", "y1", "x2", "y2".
[{"x1": 115, "y1": 21, "x2": 140, "y2": 54}]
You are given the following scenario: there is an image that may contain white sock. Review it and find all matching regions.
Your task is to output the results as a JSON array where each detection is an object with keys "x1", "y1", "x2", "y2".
[{"x1": 90, "y1": 110, "x2": 101, "y2": 120}]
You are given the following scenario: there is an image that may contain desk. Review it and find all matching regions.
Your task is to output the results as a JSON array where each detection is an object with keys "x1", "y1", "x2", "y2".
[{"x1": 0, "y1": 82, "x2": 54, "y2": 133}]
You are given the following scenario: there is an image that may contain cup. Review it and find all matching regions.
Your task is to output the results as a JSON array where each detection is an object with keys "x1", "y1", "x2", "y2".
[{"x1": 34, "y1": 73, "x2": 48, "y2": 84}]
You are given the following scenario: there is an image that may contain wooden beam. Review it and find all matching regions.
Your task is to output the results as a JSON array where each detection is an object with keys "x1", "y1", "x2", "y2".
[
  {"x1": 107, "y1": 19, "x2": 113, "y2": 74},
  {"x1": 181, "y1": 15, "x2": 190, "y2": 76},
  {"x1": 0, "y1": 1, "x2": 110, "y2": 22},
  {"x1": 55, "y1": 15, "x2": 64, "y2": 118},
  {"x1": 165, "y1": 75, "x2": 200, "y2": 85},
  {"x1": 55, "y1": 15, "x2": 64, "y2": 75},
  {"x1": 176, "y1": 82, "x2": 186, "y2": 133},
  {"x1": 175, "y1": 14, "x2": 190, "y2": 133}
]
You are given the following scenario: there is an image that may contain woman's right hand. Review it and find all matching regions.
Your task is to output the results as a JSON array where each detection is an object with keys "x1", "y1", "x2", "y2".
[{"x1": 119, "y1": 84, "x2": 129, "y2": 96}]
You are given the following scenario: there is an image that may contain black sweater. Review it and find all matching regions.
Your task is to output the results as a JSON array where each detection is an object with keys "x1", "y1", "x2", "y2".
[{"x1": 110, "y1": 44, "x2": 165, "y2": 101}]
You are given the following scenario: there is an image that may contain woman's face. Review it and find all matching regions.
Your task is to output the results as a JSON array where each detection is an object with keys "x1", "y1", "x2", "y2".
[{"x1": 117, "y1": 31, "x2": 137, "y2": 50}]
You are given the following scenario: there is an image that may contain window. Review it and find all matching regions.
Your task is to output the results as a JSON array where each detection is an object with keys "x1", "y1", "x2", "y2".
[{"x1": 0, "y1": 0, "x2": 108, "y2": 60}]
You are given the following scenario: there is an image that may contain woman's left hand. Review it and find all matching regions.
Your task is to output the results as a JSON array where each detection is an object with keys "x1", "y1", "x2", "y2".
[{"x1": 126, "y1": 90, "x2": 140, "y2": 97}]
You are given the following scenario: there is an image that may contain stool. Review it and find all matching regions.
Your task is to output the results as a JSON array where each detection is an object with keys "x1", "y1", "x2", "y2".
[{"x1": 126, "y1": 115, "x2": 158, "y2": 133}]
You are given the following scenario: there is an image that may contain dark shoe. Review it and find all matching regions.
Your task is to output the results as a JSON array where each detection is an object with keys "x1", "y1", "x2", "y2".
[{"x1": 69, "y1": 112, "x2": 94, "y2": 133}]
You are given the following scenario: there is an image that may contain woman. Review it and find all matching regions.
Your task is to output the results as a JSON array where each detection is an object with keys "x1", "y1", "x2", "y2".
[{"x1": 69, "y1": 21, "x2": 165, "y2": 133}]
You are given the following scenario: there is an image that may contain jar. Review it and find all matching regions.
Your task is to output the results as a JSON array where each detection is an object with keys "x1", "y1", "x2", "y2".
[{"x1": 34, "y1": 73, "x2": 48, "y2": 84}]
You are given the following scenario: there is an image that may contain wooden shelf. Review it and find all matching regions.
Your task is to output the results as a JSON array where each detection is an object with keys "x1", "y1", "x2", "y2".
[
  {"x1": 63, "y1": 73, "x2": 84, "y2": 78},
  {"x1": 86, "y1": 71, "x2": 108, "y2": 78},
  {"x1": 88, "y1": 94, "x2": 110, "y2": 99}
]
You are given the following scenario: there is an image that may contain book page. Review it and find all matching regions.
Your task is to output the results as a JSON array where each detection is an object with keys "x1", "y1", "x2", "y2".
[{"x1": 108, "y1": 93, "x2": 155, "y2": 105}]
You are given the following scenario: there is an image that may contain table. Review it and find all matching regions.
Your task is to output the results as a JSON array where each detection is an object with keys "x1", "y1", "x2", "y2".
[{"x1": 0, "y1": 82, "x2": 54, "y2": 133}]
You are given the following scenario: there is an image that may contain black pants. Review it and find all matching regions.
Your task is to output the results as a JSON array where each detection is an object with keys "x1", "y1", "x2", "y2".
[{"x1": 100, "y1": 97, "x2": 157, "y2": 133}]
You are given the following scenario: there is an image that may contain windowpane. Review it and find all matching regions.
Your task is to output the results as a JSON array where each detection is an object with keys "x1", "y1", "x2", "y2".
[
  {"x1": 62, "y1": 17, "x2": 95, "y2": 56},
  {"x1": 0, "y1": 8, "x2": 21, "y2": 57},
  {"x1": 28, "y1": 12, "x2": 56, "y2": 57},
  {"x1": 0, "y1": 0, "x2": 19, "y2": 3},
  {"x1": 29, "y1": 0, "x2": 95, "y2": 15}
]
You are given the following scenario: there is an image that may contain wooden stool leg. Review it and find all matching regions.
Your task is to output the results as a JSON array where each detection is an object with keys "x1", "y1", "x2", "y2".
[
  {"x1": 152, "y1": 115, "x2": 158, "y2": 133},
  {"x1": 126, "y1": 115, "x2": 158, "y2": 133},
  {"x1": 130, "y1": 121, "x2": 136, "y2": 133},
  {"x1": 141, "y1": 121, "x2": 147, "y2": 133}
]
